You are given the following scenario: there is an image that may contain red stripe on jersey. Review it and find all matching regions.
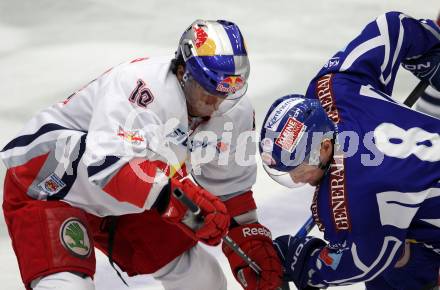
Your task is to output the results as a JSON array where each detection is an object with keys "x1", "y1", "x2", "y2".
[
  {"x1": 10, "y1": 153, "x2": 50, "y2": 192},
  {"x1": 223, "y1": 190, "x2": 256, "y2": 217},
  {"x1": 103, "y1": 159, "x2": 167, "y2": 208}
]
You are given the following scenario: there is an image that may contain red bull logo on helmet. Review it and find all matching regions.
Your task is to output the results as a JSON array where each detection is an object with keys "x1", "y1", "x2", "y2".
[
  {"x1": 216, "y1": 76, "x2": 244, "y2": 94},
  {"x1": 193, "y1": 26, "x2": 208, "y2": 48},
  {"x1": 193, "y1": 25, "x2": 216, "y2": 56}
]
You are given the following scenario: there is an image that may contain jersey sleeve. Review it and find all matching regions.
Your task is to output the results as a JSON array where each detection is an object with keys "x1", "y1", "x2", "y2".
[
  {"x1": 308, "y1": 11, "x2": 440, "y2": 97},
  {"x1": 305, "y1": 227, "x2": 405, "y2": 288},
  {"x1": 82, "y1": 67, "x2": 169, "y2": 210}
]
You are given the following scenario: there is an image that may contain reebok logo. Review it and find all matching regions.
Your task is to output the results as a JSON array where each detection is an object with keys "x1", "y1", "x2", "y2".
[{"x1": 242, "y1": 226, "x2": 272, "y2": 239}]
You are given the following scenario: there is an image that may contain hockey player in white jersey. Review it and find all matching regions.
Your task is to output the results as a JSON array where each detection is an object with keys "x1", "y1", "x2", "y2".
[{"x1": 1, "y1": 20, "x2": 283, "y2": 290}]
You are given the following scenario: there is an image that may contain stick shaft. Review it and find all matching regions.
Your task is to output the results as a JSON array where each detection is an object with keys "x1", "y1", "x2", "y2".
[
  {"x1": 295, "y1": 216, "x2": 315, "y2": 238},
  {"x1": 403, "y1": 81, "x2": 429, "y2": 107}
]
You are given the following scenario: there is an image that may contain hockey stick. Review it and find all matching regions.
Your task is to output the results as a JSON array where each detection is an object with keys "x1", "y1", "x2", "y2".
[
  {"x1": 173, "y1": 188, "x2": 290, "y2": 290},
  {"x1": 403, "y1": 81, "x2": 429, "y2": 107},
  {"x1": 295, "y1": 216, "x2": 315, "y2": 238}
]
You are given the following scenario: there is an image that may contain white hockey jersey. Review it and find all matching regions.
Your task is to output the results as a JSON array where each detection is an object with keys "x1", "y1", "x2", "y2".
[{"x1": 1, "y1": 56, "x2": 256, "y2": 217}]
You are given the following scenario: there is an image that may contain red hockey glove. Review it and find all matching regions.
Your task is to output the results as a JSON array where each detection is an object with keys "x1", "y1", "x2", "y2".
[
  {"x1": 222, "y1": 223, "x2": 283, "y2": 290},
  {"x1": 160, "y1": 178, "x2": 230, "y2": 246}
]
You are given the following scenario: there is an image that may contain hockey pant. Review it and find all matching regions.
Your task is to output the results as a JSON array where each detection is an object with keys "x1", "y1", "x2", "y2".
[{"x1": 3, "y1": 170, "x2": 226, "y2": 290}]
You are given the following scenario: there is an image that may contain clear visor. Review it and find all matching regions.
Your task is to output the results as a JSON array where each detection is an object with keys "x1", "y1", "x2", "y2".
[
  {"x1": 221, "y1": 82, "x2": 248, "y2": 100},
  {"x1": 184, "y1": 73, "x2": 246, "y2": 116},
  {"x1": 262, "y1": 163, "x2": 306, "y2": 188},
  {"x1": 261, "y1": 147, "x2": 322, "y2": 188},
  {"x1": 211, "y1": 87, "x2": 247, "y2": 116}
]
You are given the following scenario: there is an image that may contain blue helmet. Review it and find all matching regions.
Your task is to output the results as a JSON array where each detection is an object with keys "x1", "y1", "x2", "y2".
[
  {"x1": 259, "y1": 95, "x2": 336, "y2": 187},
  {"x1": 176, "y1": 19, "x2": 250, "y2": 98}
]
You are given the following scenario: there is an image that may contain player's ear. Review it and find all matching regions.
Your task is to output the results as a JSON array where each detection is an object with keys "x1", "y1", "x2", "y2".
[
  {"x1": 176, "y1": 65, "x2": 185, "y2": 82},
  {"x1": 320, "y1": 139, "x2": 333, "y2": 162}
]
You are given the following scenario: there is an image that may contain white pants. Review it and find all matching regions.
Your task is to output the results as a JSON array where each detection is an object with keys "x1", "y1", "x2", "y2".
[
  {"x1": 31, "y1": 245, "x2": 226, "y2": 290},
  {"x1": 153, "y1": 245, "x2": 226, "y2": 290},
  {"x1": 30, "y1": 272, "x2": 94, "y2": 290}
]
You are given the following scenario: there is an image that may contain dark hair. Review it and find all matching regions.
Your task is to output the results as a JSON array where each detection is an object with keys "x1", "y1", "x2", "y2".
[{"x1": 171, "y1": 52, "x2": 185, "y2": 75}]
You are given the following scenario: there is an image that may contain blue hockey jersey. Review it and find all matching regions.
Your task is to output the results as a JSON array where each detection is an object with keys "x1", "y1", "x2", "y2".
[{"x1": 302, "y1": 12, "x2": 440, "y2": 288}]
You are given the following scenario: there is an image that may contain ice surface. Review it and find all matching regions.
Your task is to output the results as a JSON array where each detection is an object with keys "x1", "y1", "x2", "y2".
[{"x1": 0, "y1": 1, "x2": 436, "y2": 289}]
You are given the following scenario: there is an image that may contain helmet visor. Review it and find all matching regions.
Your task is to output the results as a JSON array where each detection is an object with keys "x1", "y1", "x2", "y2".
[
  {"x1": 217, "y1": 79, "x2": 248, "y2": 100},
  {"x1": 262, "y1": 163, "x2": 306, "y2": 188}
]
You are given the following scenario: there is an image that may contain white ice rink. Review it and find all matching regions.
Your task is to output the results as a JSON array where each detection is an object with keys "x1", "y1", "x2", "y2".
[{"x1": 0, "y1": 0, "x2": 437, "y2": 289}]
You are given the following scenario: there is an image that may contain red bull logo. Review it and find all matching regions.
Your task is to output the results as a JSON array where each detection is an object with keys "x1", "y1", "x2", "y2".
[
  {"x1": 193, "y1": 25, "x2": 216, "y2": 56},
  {"x1": 117, "y1": 126, "x2": 145, "y2": 144},
  {"x1": 193, "y1": 26, "x2": 208, "y2": 48},
  {"x1": 193, "y1": 26, "x2": 217, "y2": 56},
  {"x1": 216, "y1": 76, "x2": 244, "y2": 94}
]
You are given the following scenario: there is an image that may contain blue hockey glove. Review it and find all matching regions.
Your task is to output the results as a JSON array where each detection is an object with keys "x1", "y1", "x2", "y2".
[
  {"x1": 402, "y1": 47, "x2": 440, "y2": 91},
  {"x1": 273, "y1": 235, "x2": 325, "y2": 290}
]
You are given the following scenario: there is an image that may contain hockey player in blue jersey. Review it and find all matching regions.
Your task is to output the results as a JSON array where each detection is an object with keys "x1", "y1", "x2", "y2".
[{"x1": 259, "y1": 12, "x2": 440, "y2": 290}]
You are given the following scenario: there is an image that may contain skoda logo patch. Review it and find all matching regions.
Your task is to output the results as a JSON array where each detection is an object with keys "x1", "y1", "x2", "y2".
[{"x1": 59, "y1": 218, "x2": 91, "y2": 258}]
